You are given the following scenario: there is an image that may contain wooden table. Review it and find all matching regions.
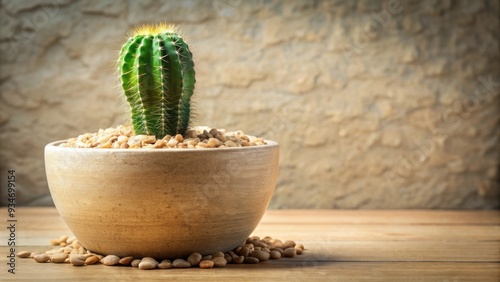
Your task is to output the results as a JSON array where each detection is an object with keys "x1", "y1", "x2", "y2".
[{"x1": 1, "y1": 208, "x2": 499, "y2": 281}]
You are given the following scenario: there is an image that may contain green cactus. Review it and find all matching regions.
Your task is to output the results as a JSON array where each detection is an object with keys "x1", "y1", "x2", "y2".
[{"x1": 118, "y1": 24, "x2": 195, "y2": 138}]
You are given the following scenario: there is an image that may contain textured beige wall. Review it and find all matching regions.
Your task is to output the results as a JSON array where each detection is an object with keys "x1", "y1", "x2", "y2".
[{"x1": 0, "y1": 0, "x2": 498, "y2": 208}]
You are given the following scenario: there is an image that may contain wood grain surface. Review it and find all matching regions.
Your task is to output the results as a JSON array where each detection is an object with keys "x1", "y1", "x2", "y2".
[{"x1": 1, "y1": 208, "x2": 499, "y2": 281}]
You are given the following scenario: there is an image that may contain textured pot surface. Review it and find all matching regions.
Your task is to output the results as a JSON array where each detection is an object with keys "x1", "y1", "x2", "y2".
[{"x1": 45, "y1": 141, "x2": 279, "y2": 259}]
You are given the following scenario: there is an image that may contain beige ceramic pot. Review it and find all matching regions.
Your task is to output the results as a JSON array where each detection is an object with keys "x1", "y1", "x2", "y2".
[{"x1": 45, "y1": 140, "x2": 279, "y2": 259}]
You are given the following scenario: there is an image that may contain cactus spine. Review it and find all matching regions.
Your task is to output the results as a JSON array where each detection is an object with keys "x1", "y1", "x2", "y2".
[{"x1": 119, "y1": 24, "x2": 195, "y2": 138}]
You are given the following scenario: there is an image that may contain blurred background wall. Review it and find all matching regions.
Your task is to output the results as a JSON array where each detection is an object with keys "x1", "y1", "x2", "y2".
[{"x1": 0, "y1": 0, "x2": 498, "y2": 208}]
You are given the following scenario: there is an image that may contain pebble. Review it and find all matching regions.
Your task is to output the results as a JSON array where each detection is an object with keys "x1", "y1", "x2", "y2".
[
  {"x1": 119, "y1": 256, "x2": 134, "y2": 265},
  {"x1": 187, "y1": 252, "x2": 202, "y2": 266},
  {"x1": 69, "y1": 255, "x2": 86, "y2": 266},
  {"x1": 270, "y1": 250, "x2": 281, "y2": 259},
  {"x1": 102, "y1": 255, "x2": 120, "y2": 266},
  {"x1": 172, "y1": 258, "x2": 191, "y2": 268},
  {"x1": 22, "y1": 235, "x2": 305, "y2": 270},
  {"x1": 199, "y1": 260, "x2": 214, "y2": 269},
  {"x1": 16, "y1": 251, "x2": 31, "y2": 258},
  {"x1": 158, "y1": 259, "x2": 172, "y2": 269},
  {"x1": 250, "y1": 250, "x2": 270, "y2": 261},
  {"x1": 34, "y1": 254, "x2": 50, "y2": 263},
  {"x1": 212, "y1": 257, "x2": 227, "y2": 267},
  {"x1": 85, "y1": 255, "x2": 100, "y2": 265},
  {"x1": 244, "y1": 257, "x2": 259, "y2": 264},
  {"x1": 283, "y1": 248, "x2": 297, "y2": 258},
  {"x1": 60, "y1": 125, "x2": 268, "y2": 149},
  {"x1": 50, "y1": 253, "x2": 68, "y2": 263},
  {"x1": 131, "y1": 259, "x2": 141, "y2": 267}
]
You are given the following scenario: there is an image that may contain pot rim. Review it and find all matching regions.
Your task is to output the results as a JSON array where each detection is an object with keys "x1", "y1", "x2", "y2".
[{"x1": 45, "y1": 139, "x2": 278, "y2": 152}]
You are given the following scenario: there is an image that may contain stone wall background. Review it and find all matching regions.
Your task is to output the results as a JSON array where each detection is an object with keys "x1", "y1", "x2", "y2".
[{"x1": 0, "y1": 0, "x2": 498, "y2": 208}]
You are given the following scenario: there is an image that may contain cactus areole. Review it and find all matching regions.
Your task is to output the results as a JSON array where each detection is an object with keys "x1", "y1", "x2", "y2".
[{"x1": 119, "y1": 24, "x2": 195, "y2": 138}]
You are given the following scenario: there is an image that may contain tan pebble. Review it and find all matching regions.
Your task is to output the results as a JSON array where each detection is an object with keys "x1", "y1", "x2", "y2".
[
  {"x1": 225, "y1": 140, "x2": 237, "y2": 147},
  {"x1": 131, "y1": 259, "x2": 141, "y2": 267},
  {"x1": 72, "y1": 240, "x2": 82, "y2": 249},
  {"x1": 85, "y1": 255, "x2": 100, "y2": 265},
  {"x1": 244, "y1": 243, "x2": 254, "y2": 250},
  {"x1": 296, "y1": 243, "x2": 305, "y2": 250},
  {"x1": 69, "y1": 255, "x2": 86, "y2": 266},
  {"x1": 199, "y1": 260, "x2": 214, "y2": 269},
  {"x1": 196, "y1": 142, "x2": 208, "y2": 148},
  {"x1": 50, "y1": 253, "x2": 68, "y2": 263},
  {"x1": 119, "y1": 256, "x2": 134, "y2": 265},
  {"x1": 224, "y1": 254, "x2": 232, "y2": 264},
  {"x1": 239, "y1": 246, "x2": 251, "y2": 257},
  {"x1": 241, "y1": 141, "x2": 251, "y2": 147},
  {"x1": 270, "y1": 247, "x2": 284, "y2": 255},
  {"x1": 187, "y1": 130, "x2": 198, "y2": 138},
  {"x1": 153, "y1": 140, "x2": 166, "y2": 148},
  {"x1": 60, "y1": 242, "x2": 67, "y2": 247},
  {"x1": 295, "y1": 247, "x2": 303, "y2": 255},
  {"x1": 207, "y1": 138, "x2": 219, "y2": 148},
  {"x1": 212, "y1": 257, "x2": 227, "y2": 267},
  {"x1": 262, "y1": 247, "x2": 271, "y2": 253},
  {"x1": 244, "y1": 257, "x2": 259, "y2": 264},
  {"x1": 16, "y1": 251, "x2": 31, "y2": 258},
  {"x1": 142, "y1": 136, "x2": 157, "y2": 146},
  {"x1": 187, "y1": 139, "x2": 199, "y2": 146},
  {"x1": 284, "y1": 240, "x2": 296, "y2": 248},
  {"x1": 201, "y1": 255, "x2": 212, "y2": 261},
  {"x1": 172, "y1": 258, "x2": 191, "y2": 268},
  {"x1": 187, "y1": 252, "x2": 202, "y2": 267},
  {"x1": 34, "y1": 253, "x2": 50, "y2": 263},
  {"x1": 228, "y1": 251, "x2": 239, "y2": 260},
  {"x1": 175, "y1": 134, "x2": 183, "y2": 142},
  {"x1": 138, "y1": 261, "x2": 156, "y2": 270},
  {"x1": 167, "y1": 139, "x2": 178, "y2": 147},
  {"x1": 102, "y1": 255, "x2": 120, "y2": 266},
  {"x1": 233, "y1": 256, "x2": 244, "y2": 264},
  {"x1": 158, "y1": 259, "x2": 172, "y2": 269},
  {"x1": 30, "y1": 252, "x2": 40, "y2": 258},
  {"x1": 240, "y1": 135, "x2": 250, "y2": 142},
  {"x1": 209, "y1": 128, "x2": 219, "y2": 136},
  {"x1": 50, "y1": 239, "x2": 59, "y2": 246},
  {"x1": 284, "y1": 248, "x2": 296, "y2": 258},
  {"x1": 141, "y1": 257, "x2": 159, "y2": 267},
  {"x1": 270, "y1": 250, "x2": 281, "y2": 259},
  {"x1": 250, "y1": 250, "x2": 270, "y2": 261},
  {"x1": 212, "y1": 251, "x2": 224, "y2": 258},
  {"x1": 253, "y1": 240, "x2": 267, "y2": 248}
]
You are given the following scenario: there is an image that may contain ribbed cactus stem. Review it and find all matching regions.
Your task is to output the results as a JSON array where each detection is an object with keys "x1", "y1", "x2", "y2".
[{"x1": 119, "y1": 25, "x2": 195, "y2": 138}]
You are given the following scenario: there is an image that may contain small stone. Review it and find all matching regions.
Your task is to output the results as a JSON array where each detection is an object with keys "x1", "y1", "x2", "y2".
[
  {"x1": 16, "y1": 251, "x2": 31, "y2": 258},
  {"x1": 199, "y1": 260, "x2": 214, "y2": 269},
  {"x1": 85, "y1": 255, "x2": 100, "y2": 265},
  {"x1": 244, "y1": 257, "x2": 259, "y2": 264},
  {"x1": 69, "y1": 254, "x2": 86, "y2": 266},
  {"x1": 172, "y1": 258, "x2": 191, "y2": 268},
  {"x1": 212, "y1": 257, "x2": 227, "y2": 267},
  {"x1": 270, "y1": 250, "x2": 281, "y2": 259},
  {"x1": 49, "y1": 253, "x2": 68, "y2": 263},
  {"x1": 187, "y1": 252, "x2": 202, "y2": 267},
  {"x1": 119, "y1": 256, "x2": 134, "y2": 265},
  {"x1": 34, "y1": 253, "x2": 50, "y2": 263},
  {"x1": 131, "y1": 259, "x2": 141, "y2": 267},
  {"x1": 250, "y1": 250, "x2": 270, "y2": 261},
  {"x1": 102, "y1": 255, "x2": 120, "y2": 266},
  {"x1": 138, "y1": 261, "x2": 156, "y2": 270},
  {"x1": 207, "y1": 138, "x2": 219, "y2": 148},
  {"x1": 158, "y1": 259, "x2": 172, "y2": 269},
  {"x1": 283, "y1": 248, "x2": 296, "y2": 258}
]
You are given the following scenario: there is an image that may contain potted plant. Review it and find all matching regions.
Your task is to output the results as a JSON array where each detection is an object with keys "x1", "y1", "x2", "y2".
[{"x1": 44, "y1": 24, "x2": 279, "y2": 259}]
